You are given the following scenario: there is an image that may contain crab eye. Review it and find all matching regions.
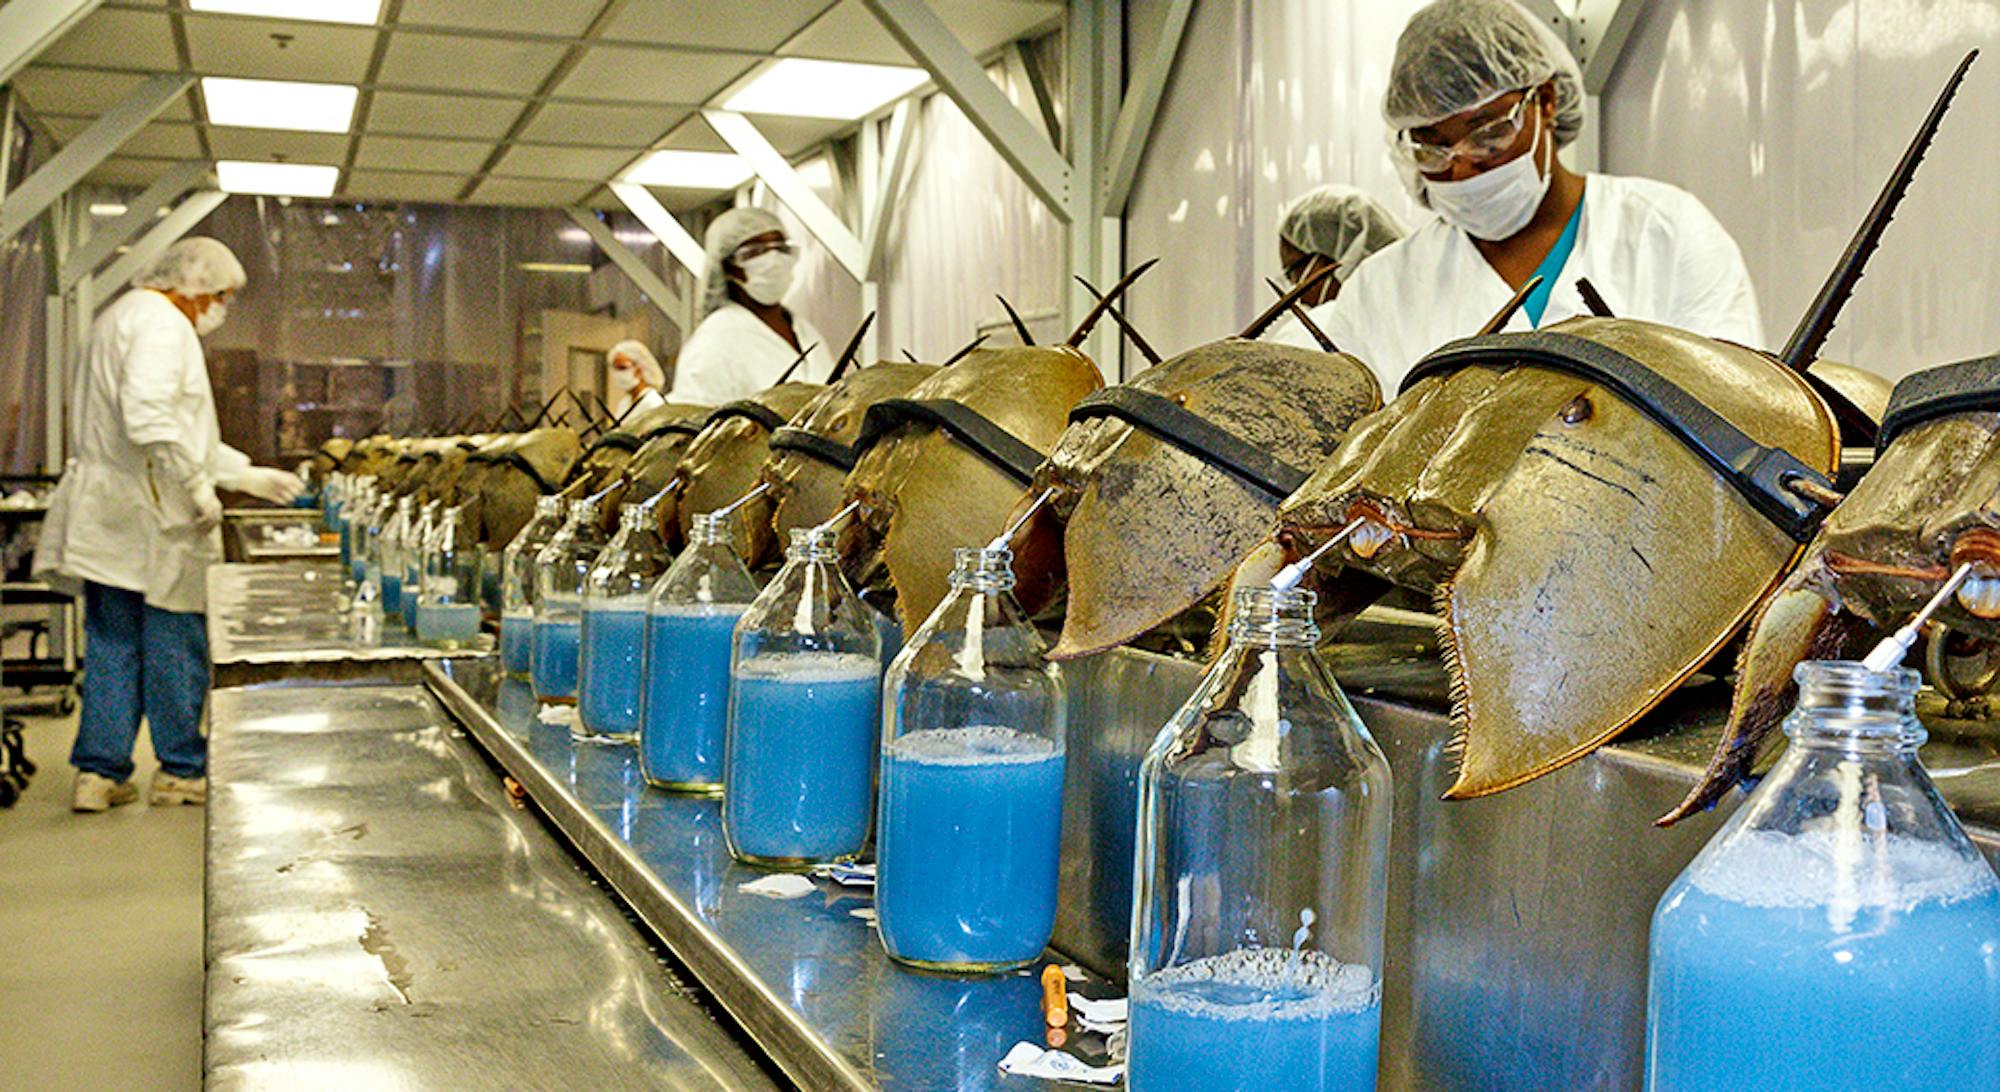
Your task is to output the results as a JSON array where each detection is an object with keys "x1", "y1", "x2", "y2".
[{"x1": 1560, "y1": 395, "x2": 1593, "y2": 425}]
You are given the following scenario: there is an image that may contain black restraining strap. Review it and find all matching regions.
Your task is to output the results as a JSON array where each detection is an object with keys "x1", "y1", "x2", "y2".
[
  {"x1": 643, "y1": 418, "x2": 705, "y2": 442},
  {"x1": 769, "y1": 426, "x2": 857, "y2": 471},
  {"x1": 1878, "y1": 355, "x2": 2000, "y2": 451},
  {"x1": 582, "y1": 432, "x2": 645, "y2": 458},
  {"x1": 490, "y1": 451, "x2": 558, "y2": 494},
  {"x1": 854, "y1": 399, "x2": 1045, "y2": 484},
  {"x1": 1068, "y1": 387, "x2": 1307, "y2": 498},
  {"x1": 706, "y1": 400, "x2": 786, "y2": 433},
  {"x1": 1402, "y1": 331, "x2": 1837, "y2": 542}
]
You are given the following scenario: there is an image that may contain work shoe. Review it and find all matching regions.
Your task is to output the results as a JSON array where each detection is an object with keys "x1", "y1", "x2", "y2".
[
  {"x1": 149, "y1": 770, "x2": 207, "y2": 807},
  {"x1": 72, "y1": 772, "x2": 139, "y2": 812}
]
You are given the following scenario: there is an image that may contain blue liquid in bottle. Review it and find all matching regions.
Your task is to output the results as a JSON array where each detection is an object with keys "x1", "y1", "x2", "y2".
[
  {"x1": 501, "y1": 611, "x2": 534, "y2": 679},
  {"x1": 577, "y1": 607, "x2": 645, "y2": 741},
  {"x1": 724, "y1": 652, "x2": 880, "y2": 867},
  {"x1": 415, "y1": 602, "x2": 480, "y2": 645},
  {"x1": 379, "y1": 573, "x2": 403, "y2": 619},
  {"x1": 1647, "y1": 832, "x2": 2000, "y2": 1090},
  {"x1": 1127, "y1": 949, "x2": 1382, "y2": 1092},
  {"x1": 638, "y1": 605, "x2": 747, "y2": 791},
  {"x1": 876, "y1": 726, "x2": 1065, "y2": 970},
  {"x1": 532, "y1": 618, "x2": 581, "y2": 703},
  {"x1": 400, "y1": 567, "x2": 420, "y2": 631}
]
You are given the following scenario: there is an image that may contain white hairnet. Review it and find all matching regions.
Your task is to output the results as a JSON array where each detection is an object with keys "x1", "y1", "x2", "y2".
[
  {"x1": 135, "y1": 236, "x2": 247, "y2": 297},
  {"x1": 698, "y1": 206, "x2": 785, "y2": 318},
  {"x1": 1382, "y1": 0, "x2": 1584, "y2": 147},
  {"x1": 607, "y1": 339, "x2": 664, "y2": 387},
  {"x1": 1278, "y1": 185, "x2": 1407, "y2": 281}
]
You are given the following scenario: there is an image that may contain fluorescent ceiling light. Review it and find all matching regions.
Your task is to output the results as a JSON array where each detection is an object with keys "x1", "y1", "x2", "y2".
[
  {"x1": 203, "y1": 77, "x2": 358, "y2": 133},
  {"x1": 721, "y1": 58, "x2": 928, "y2": 121},
  {"x1": 623, "y1": 150, "x2": 753, "y2": 190},
  {"x1": 517, "y1": 262, "x2": 594, "y2": 275},
  {"x1": 188, "y1": 0, "x2": 381, "y2": 25},
  {"x1": 217, "y1": 161, "x2": 340, "y2": 198},
  {"x1": 89, "y1": 203, "x2": 128, "y2": 217}
]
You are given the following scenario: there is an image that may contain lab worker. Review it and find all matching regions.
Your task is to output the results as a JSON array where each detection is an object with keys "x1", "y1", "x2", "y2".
[
  {"x1": 668, "y1": 207, "x2": 834, "y2": 404},
  {"x1": 1263, "y1": 184, "x2": 1406, "y2": 347},
  {"x1": 33, "y1": 237, "x2": 304, "y2": 812},
  {"x1": 606, "y1": 339, "x2": 666, "y2": 419},
  {"x1": 1309, "y1": 0, "x2": 1764, "y2": 391}
]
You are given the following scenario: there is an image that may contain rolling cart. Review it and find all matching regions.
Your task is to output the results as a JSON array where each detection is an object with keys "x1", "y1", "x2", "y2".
[{"x1": 1, "y1": 474, "x2": 71, "y2": 805}]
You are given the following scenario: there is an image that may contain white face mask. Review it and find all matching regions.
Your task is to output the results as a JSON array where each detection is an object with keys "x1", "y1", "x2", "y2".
[
  {"x1": 1423, "y1": 111, "x2": 1552, "y2": 242},
  {"x1": 737, "y1": 250, "x2": 797, "y2": 306},
  {"x1": 195, "y1": 299, "x2": 228, "y2": 336},
  {"x1": 609, "y1": 364, "x2": 639, "y2": 394}
]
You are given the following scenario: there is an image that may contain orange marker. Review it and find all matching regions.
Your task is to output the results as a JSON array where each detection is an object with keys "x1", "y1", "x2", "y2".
[{"x1": 1040, "y1": 964, "x2": 1069, "y2": 1029}]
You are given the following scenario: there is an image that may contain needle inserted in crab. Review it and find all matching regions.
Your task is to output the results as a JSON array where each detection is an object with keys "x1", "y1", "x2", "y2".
[
  {"x1": 812, "y1": 499, "x2": 863, "y2": 537},
  {"x1": 988, "y1": 488, "x2": 1056, "y2": 552},
  {"x1": 1861, "y1": 561, "x2": 1976, "y2": 673},
  {"x1": 711, "y1": 481, "x2": 771, "y2": 521},
  {"x1": 635, "y1": 478, "x2": 683, "y2": 515},
  {"x1": 1271, "y1": 519, "x2": 1365, "y2": 592}
]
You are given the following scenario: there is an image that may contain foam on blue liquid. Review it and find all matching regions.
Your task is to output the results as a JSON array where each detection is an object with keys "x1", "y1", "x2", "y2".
[
  {"x1": 532, "y1": 617, "x2": 581, "y2": 702},
  {"x1": 1646, "y1": 830, "x2": 2000, "y2": 1090},
  {"x1": 1128, "y1": 948, "x2": 1381, "y2": 1092},
  {"x1": 638, "y1": 605, "x2": 747, "y2": 789},
  {"x1": 501, "y1": 610, "x2": 533, "y2": 678},
  {"x1": 724, "y1": 652, "x2": 880, "y2": 865},
  {"x1": 876, "y1": 726, "x2": 1064, "y2": 969},
  {"x1": 578, "y1": 607, "x2": 646, "y2": 739}
]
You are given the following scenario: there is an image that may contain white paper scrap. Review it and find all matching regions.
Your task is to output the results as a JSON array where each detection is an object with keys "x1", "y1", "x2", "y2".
[
  {"x1": 849, "y1": 907, "x2": 878, "y2": 924},
  {"x1": 811, "y1": 862, "x2": 877, "y2": 887},
  {"x1": 1060, "y1": 963, "x2": 1086, "y2": 982},
  {"x1": 1068, "y1": 993, "x2": 1129, "y2": 1030},
  {"x1": 535, "y1": 703, "x2": 579, "y2": 727},
  {"x1": 997, "y1": 1043, "x2": 1123, "y2": 1085},
  {"x1": 737, "y1": 874, "x2": 816, "y2": 899}
]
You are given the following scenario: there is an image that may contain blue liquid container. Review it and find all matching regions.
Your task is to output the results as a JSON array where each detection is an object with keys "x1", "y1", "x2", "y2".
[
  {"x1": 876, "y1": 545, "x2": 1067, "y2": 972},
  {"x1": 532, "y1": 618, "x2": 580, "y2": 703},
  {"x1": 1127, "y1": 949, "x2": 1382, "y2": 1092},
  {"x1": 379, "y1": 572, "x2": 403, "y2": 620},
  {"x1": 1127, "y1": 585, "x2": 1392, "y2": 1091},
  {"x1": 725, "y1": 652, "x2": 880, "y2": 865},
  {"x1": 577, "y1": 608, "x2": 645, "y2": 741},
  {"x1": 416, "y1": 602, "x2": 480, "y2": 644},
  {"x1": 500, "y1": 494, "x2": 566, "y2": 674},
  {"x1": 414, "y1": 504, "x2": 482, "y2": 651},
  {"x1": 640, "y1": 605, "x2": 747, "y2": 790},
  {"x1": 1646, "y1": 661, "x2": 2000, "y2": 1090},
  {"x1": 501, "y1": 611, "x2": 534, "y2": 679}
]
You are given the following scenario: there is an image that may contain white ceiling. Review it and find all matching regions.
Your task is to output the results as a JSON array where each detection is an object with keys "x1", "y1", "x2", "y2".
[{"x1": 6, "y1": 0, "x2": 1064, "y2": 211}]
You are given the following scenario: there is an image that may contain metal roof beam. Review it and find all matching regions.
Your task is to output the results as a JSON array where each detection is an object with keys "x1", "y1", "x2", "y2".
[
  {"x1": 562, "y1": 206, "x2": 688, "y2": 322},
  {"x1": 0, "y1": 73, "x2": 191, "y2": 242},
  {"x1": 1101, "y1": 0, "x2": 1191, "y2": 215},
  {"x1": 609, "y1": 182, "x2": 705, "y2": 280},
  {"x1": 1572, "y1": 0, "x2": 1648, "y2": 94},
  {"x1": 0, "y1": 0, "x2": 106, "y2": 88},
  {"x1": 861, "y1": 97, "x2": 916, "y2": 279},
  {"x1": 89, "y1": 188, "x2": 225, "y2": 302},
  {"x1": 702, "y1": 108, "x2": 865, "y2": 281},
  {"x1": 60, "y1": 160, "x2": 207, "y2": 292}
]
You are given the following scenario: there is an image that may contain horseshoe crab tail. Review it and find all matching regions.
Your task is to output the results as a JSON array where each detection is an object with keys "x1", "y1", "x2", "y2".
[
  {"x1": 940, "y1": 333, "x2": 989, "y2": 367},
  {"x1": 527, "y1": 389, "x2": 566, "y2": 428},
  {"x1": 1575, "y1": 277, "x2": 1614, "y2": 317},
  {"x1": 1262, "y1": 277, "x2": 1338, "y2": 351},
  {"x1": 1241, "y1": 263, "x2": 1337, "y2": 340},
  {"x1": 828, "y1": 313, "x2": 877, "y2": 384},
  {"x1": 1065, "y1": 257, "x2": 1160, "y2": 347},
  {"x1": 1075, "y1": 276, "x2": 1162, "y2": 365},
  {"x1": 774, "y1": 342, "x2": 820, "y2": 385},
  {"x1": 1477, "y1": 275, "x2": 1542, "y2": 337},
  {"x1": 1780, "y1": 49, "x2": 1974, "y2": 374},
  {"x1": 997, "y1": 295, "x2": 1036, "y2": 346},
  {"x1": 901, "y1": 348, "x2": 919, "y2": 363}
]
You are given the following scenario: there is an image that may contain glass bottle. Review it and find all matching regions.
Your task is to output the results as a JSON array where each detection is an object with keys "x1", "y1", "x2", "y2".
[
  {"x1": 349, "y1": 488, "x2": 387, "y2": 617},
  {"x1": 1646, "y1": 661, "x2": 2000, "y2": 1089},
  {"x1": 723, "y1": 525, "x2": 883, "y2": 869},
  {"x1": 501, "y1": 495, "x2": 564, "y2": 681},
  {"x1": 640, "y1": 510, "x2": 759, "y2": 793},
  {"x1": 344, "y1": 479, "x2": 376, "y2": 585},
  {"x1": 876, "y1": 545, "x2": 1066, "y2": 972},
  {"x1": 577, "y1": 502, "x2": 673, "y2": 743},
  {"x1": 1126, "y1": 585, "x2": 1393, "y2": 1092},
  {"x1": 377, "y1": 495, "x2": 412, "y2": 623},
  {"x1": 415, "y1": 504, "x2": 483, "y2": 649},
  {"x1": 532, "y1": 493, "x2": 607, "y2": 705},
  {"x1": 402, "y1": 499, "x2": 440, "y2": 634}
]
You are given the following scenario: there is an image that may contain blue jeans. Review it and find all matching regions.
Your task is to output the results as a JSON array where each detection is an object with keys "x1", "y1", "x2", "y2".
[{"x1": 72, "y1": 581, "x2": 209, "y2": 781}]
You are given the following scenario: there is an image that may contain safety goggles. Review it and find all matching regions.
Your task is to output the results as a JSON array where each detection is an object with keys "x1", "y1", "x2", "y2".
[
  {"x1": 730, "y1": 237, "x2": 794, "y2": 264},
  {"x1": 1397, "y1": 91, "x2": 1533, "y2": 174},
  {"x1": 1283, "y1": 251, "x2": 1328, "y2": 287}
]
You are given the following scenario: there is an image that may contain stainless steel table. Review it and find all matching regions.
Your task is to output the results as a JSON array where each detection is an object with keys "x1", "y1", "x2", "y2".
[
  {"x1": 222, "y1": 508, "x2": 338, "y2": 563},
  {"x1": 207, "y1": 562, "x2": 488, "y2": 685}
]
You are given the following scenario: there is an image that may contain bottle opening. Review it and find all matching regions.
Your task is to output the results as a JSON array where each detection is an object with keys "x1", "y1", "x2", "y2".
[
  {"x1": 950, "y1": 545, "x2": 1016, "y2": 591},
  {"x1": 1228, "y1": 585, "x2": 1319, "y2": 645},
  {"x1": 786, "y1": 525, "x2": 840, "y2": 562},
  {"x1": 690, "y1": 511, "x2": 732, "y2": 546},
  {"x1": 1788, "y1": 659, "x2": 1923, "y2": 743}
]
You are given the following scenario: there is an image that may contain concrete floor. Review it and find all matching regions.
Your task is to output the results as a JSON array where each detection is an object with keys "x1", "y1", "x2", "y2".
[{"x1": 0, "y1": 707, "x2": 205, "y2": 1090}]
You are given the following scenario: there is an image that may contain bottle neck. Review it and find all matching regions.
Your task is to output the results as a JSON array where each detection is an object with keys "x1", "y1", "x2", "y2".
[
  {"x1": 1787, "y1": 660, "x2": 1925, "y2": 751},
  {"x1": 1227, "y1": 586, "x2": 1319, "y2": 648},
  {"x1": 785, "y1": 527, "x2": 839, "y2": 564},
  {"x1": 689, "y1": 513, "x2": 732, "y2": 547},
  {"x1": 948, "y1": 545, "x2": 1016, "y2": 593}
]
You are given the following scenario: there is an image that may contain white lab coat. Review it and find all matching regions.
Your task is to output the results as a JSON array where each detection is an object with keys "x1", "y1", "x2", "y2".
[
  {"x1": 668, "y1": 302, "x2": 835, "y2": 405},
  {"x1": 1277, "y1": 174, "x2": 1765, "y2": 394},
  {"x1": 34, "y1": 289, "x2": 249, "y2": 614},
  {"x1": 612, "y1": 386, "x2": 665, "y2": 420}
]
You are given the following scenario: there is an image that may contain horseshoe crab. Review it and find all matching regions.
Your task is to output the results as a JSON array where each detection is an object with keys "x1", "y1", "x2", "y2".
[
  {"x1": 461, "y1": 427, "x2": 583, "y2": 549},
  {"x1": 838, "y1": 268, "x2": 1151, "y2": 632},
  {"x1": 613, "y1": 403, "x2": 715, "y2": 503},
  {"x1": 1017, "y1": 270, "x2": 1383, "y2": 659},
  {"x1": 567, "y1": 401, "x2": 709, "y2": 500},
  {"x1": 1664, "y1": 353, "x2": 2000, "y2": 824},
  {"x1": 666, "y1": 383, "x2": 824, "y2": 558}
]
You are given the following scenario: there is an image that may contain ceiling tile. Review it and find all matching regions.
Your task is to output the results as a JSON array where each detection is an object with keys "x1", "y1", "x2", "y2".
[
  {"x1": 37, "y1": 8, "x2": 179, "y2": 71},
  {"x1": 396, "y1": 0, "x2": 605, "y2": 37},
  {"x1": 365, "y1": 91, "x2": 522, "y2": 140},
  {"x1": 376, "y1": 33, "x2": 564, "y2": 96},
  {"x1": 208, "y1": 128, "x2": 351, "y2": 162},
  {"x1": 650, "y1": 113, "x2": 841, "y2": 158},
  {"x1": 84, "y1": 156, "x2": 181, "y2": 188},
  {"x1": 463, "y1": 177, "x2": 593, "y2": 207},
  {"x1": 554, "y1": 44, "x2": 755, "y2": 105},
  {"x1": 780, "y1": 0, "x2": 1061, "y2": 64},
  {"x1": 490, "y1": 144, "x2": 634, "y2": 181},
  {"x1": 601, "y1": 0, "x2": 836, "y2": 52},
  {"x1": 644, "y1": 184, "x2": 736, "y2": 214},
  {"x1": 353, "y1": 135, "x2": 492, "y2": 172},
  {"x1": 13, "y1": 67, "x2": 151, "y2": 117},
  {"x1": 519, "y1": 102, "x2": 686, "y2": 147},
  {"x1": 341, "y1": 170, "x2": 465, "y2": 204},
  {"x1": 185, "y1": 16, "x2": 378, "y2": 83},
  {"x1": 651, "y1": 115, "x2": 729, "y2": 153},
  {"x1": 120, "y1": 122, "x2": 206, "y2": 159}
]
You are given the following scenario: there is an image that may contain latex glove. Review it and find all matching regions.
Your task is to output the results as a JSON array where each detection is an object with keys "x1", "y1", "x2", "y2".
[
  {"x1": 227, "y1": 466, "x2": 307, "y2": 506},
  {"x1": 191, "y1": 482, "x2": 223, "y2": 533}
]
